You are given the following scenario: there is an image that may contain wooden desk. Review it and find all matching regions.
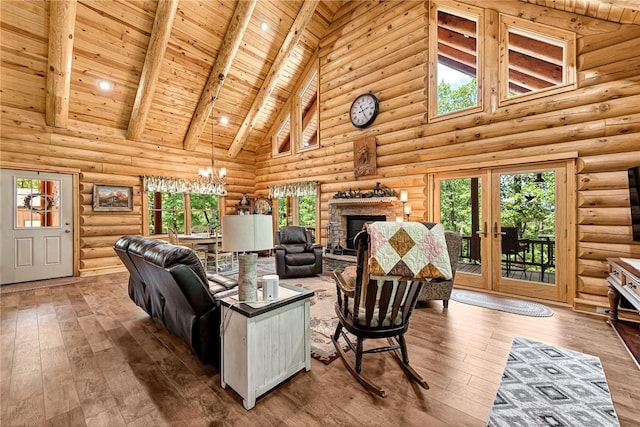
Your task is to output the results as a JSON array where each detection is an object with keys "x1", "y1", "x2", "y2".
[
  {"x1": 607, "y1": 257, "x2": 640, "y2": 368},
  {"x1": 220, "y1": 284, "x2": 314, "y2": 409}
]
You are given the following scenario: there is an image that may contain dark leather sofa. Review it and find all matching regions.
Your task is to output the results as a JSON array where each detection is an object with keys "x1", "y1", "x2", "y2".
[
  {"x1": 114, "y1": 235, "x2": 237, "y2": 368},
  {"x1": 274, "y1": 226, "x2": 323, "y2": 279}
]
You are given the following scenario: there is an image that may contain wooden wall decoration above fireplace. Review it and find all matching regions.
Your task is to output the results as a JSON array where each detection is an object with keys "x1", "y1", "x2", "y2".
[{"x1": 353, "y1": 136, "x2": 376, "y2": 178}]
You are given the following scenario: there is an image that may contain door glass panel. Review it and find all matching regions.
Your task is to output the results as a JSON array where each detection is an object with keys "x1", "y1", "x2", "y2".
[
  {"x1": 499, "y1": 171, "x2": 555, "y2": 283},
  {"x1": 16, "y1": 178, "x2": 60, "y2": 228},
  {"x1": 439, "y1": 177, "x2": 482, "y2": 276}
]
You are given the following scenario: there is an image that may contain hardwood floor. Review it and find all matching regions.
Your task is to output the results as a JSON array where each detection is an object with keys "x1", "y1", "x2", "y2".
[{"x1": 2, "y1": 272, "x2": 640, "y2": 426}]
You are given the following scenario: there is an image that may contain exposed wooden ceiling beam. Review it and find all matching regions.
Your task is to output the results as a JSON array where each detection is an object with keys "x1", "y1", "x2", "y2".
[
  {"x1": 508, "y1": 69, "x2": 556, "y2": 91},
  {"x1": 45, "y1": 0, "x2": 77, "y2": 128},
  {"x1": 183, "y1": 0, "x2": 257, "y2": 151},
  {"x1": 438, "y1": 55, "x2": 477, "y2": 79},
  {"x1": 438, "y1": 27, "x2": 477, "y2": 56},
  {"x1": 509, "y1": 32, "x2": 563, "y2": 66},
  {"x1": 438, "y1": 43, "x2": 477, "y2": 70},
  {"x1": 126, "y1": 0, "x2": 178, "y2": 141},
  {"x1": 508, "y1": 51, "x2": 563, "y2": 84},
  {"x1": 227, "y1": 0, "x2": 320, "y2": 158},
  {"x1": 437, "y1": 11, "x2": 476, "y2": 38},
  {"x1": 301, "y1": 96, "x2": 317, "y2": 134}
]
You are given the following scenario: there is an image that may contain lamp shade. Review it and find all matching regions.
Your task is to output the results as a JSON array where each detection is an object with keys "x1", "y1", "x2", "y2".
[{"x1": 221, "y1": 215, "x2": 273, "y2": 252}]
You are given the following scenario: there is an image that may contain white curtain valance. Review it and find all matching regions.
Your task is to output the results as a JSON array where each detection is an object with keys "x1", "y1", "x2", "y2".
[
  {"x1": 143, "y1": 175, "x2": 227, "y2": 196},
  {"x1": 269, "y1": 181, "x2": 318, "y2": 198}
]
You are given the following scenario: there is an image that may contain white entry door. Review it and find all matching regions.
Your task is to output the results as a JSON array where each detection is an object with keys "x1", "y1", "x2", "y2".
[{"x1": 0, "y1": 169, "x2": 74, "y2": 285}]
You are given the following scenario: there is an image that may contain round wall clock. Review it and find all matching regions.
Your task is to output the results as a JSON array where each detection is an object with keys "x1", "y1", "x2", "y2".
[{"x1": 349, "y1": 93, "x2": 379, "y2": 128}]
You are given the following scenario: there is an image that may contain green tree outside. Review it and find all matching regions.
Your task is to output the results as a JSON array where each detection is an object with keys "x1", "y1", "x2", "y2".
[{"x1": 437, "y1": 77, "x2": 477, "y2": 115}]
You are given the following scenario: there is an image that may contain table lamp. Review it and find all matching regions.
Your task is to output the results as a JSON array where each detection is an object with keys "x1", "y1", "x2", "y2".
[{"x1": 221, "y1": 215, "x2": 273, "y2": 302}]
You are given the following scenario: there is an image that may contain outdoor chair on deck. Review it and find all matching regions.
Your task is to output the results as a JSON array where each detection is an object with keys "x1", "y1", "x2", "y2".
[
  {"x1": 501, "y1": 226, "x2": 529, "y2": 279},
  {"x1": 332, "y1": 222, "x2": 453, "y2": 397}
]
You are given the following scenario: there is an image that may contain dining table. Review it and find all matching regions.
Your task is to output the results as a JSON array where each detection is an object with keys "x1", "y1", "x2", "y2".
[{"x1": 176, "y1": 233, "x2": 234, "y2": 272}]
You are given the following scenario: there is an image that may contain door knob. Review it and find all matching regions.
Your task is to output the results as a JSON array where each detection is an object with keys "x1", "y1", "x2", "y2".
[{"x1": 65, "y1": 229, "x2": 71, "y2": 233}]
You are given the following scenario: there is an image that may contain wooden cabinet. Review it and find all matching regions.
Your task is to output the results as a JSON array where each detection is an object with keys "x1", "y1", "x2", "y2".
[
  {"x1": 220, "y1": 284, "x2": 313, "y2": 409},
  {"x1": 607, "y1": 258, "x2": 640, "y2": 368}
]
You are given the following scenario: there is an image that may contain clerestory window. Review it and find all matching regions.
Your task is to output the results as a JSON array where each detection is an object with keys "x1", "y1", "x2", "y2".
[
  {"x1": 428, "y1": 2, "x2": 483, "y2": 120},
  {"x1": 499, "y1": 15, "x2": 576, "y2": 104}
]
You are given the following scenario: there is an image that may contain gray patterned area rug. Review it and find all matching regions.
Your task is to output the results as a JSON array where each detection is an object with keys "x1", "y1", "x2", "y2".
[
  {"x1": 487, "y1": 337, "x2": 620, "y2": 427},
  {"x1": 451, "y1": 289, "x2": 553, "y2": 317}
]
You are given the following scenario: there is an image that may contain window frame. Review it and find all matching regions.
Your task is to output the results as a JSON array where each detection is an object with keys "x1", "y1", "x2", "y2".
[
  {"x1": 145, "y1": 192, "x2": 221, "y2": 236},
  {"x1": 269, "y1": 52, "x2": 319, "y2": 158},
  {"x1": 296, "y1": 69, "x2": 319, "y2": 153},
  {"x1": 272, "y1": 113, "x2": 292, "y2": 158},
  {"x1": 498, "y1": 14, "x2": 576, "y2": 106},
  {"x1": 428, "y1": 1, "x2": 484, "y2": 123}
]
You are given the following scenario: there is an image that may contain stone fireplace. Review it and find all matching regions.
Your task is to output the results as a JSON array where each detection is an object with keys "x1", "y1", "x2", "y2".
[
  {"x1": 327, "y1": 197, "x2": 402, "y2": 254},
  {"x1": 346, "y1": 215, "x2": 385, "y2": 250}
]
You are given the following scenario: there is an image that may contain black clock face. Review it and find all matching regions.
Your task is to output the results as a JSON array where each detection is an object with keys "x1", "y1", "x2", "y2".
[{"x1": 350, "y1": 93, "x2": 379, "y2": 128}]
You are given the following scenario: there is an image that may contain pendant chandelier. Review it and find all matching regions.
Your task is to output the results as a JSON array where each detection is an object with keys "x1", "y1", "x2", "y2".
[{"x1": 199, "y1": 74, "x2": 226, "y2": 184}]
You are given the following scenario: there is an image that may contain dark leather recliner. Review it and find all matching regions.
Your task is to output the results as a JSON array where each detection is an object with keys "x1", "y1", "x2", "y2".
[
  {"x1": 274, "y1": 226, "x2": 323, "y2": 279},
  {"x1": 114, "y1": 235, "x2": 237, "y2": 368}
]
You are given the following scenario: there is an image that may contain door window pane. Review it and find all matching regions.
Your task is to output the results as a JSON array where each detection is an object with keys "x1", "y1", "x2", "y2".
[
  {"x1": 499, "y1": 171, "x2": 555, "y2": 283},
  {"x1": 16, "y1": 178, "x2": 60, "y2": 228},
  {"x1": 439, "y1": 177, "x2": 482, "y2": 275}
]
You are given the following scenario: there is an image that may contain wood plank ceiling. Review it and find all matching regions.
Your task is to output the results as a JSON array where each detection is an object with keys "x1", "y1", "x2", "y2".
[{"x1": 1, "y1": 0, "x2": 639, "y2": 158}]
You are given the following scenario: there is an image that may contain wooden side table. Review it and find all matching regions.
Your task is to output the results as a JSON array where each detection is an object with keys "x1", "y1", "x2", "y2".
[
  {"x1": 607, "y1": 257, "x2": 640, "y2": 369},
  {"x1": 220, "y1": 283, "x2": 314, "y2": 409}
]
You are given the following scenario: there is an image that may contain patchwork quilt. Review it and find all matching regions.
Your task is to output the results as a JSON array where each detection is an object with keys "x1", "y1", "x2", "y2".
[{"x1": 367, "y1": 222, "x2": 452, "y2": 280}]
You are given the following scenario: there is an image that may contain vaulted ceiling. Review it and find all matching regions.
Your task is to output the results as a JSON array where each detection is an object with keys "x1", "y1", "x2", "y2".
[{"x1": 1, "y1": 0, "x2": 639, "y2": 158}]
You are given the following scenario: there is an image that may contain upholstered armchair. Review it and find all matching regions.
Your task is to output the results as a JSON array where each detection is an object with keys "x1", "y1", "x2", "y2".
[
  {"x1": 416, "y1": 222, "x2": 462, "y2": 308},
  {"x1": 274, "y1": 226, "x2": 323, "y2": 279}
]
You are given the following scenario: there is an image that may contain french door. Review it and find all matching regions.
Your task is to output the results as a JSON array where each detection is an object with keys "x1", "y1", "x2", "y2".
[
  {"x1": 431, "y1": 162, "x2": 570, "y2": 303},
  {"x1": 0, "y1": 169, "x2": 74, "y2": 284}
]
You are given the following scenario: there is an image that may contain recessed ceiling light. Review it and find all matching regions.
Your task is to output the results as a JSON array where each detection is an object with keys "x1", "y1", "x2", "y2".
[
  {"x1": 98, "y1": 80, "x2": 112, "y2": 91},
  {"x1": 260, "y1": 21, "x2": 268, "y2": 31},
  {"x1": 219, "y1": 116, "x2": 229, "y2": 126}
]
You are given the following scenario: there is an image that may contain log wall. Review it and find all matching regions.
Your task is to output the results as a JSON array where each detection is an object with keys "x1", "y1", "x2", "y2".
[
  {"x1": 254, "y1": 0, "x2": 640, "y2": 312},
  {"x1": 0, "y1": 107, "x2": 255, "y2": 276}
]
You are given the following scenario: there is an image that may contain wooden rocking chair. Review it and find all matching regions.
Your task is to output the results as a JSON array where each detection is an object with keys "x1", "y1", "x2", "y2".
[{"x1": 332, "y1": 222, "x2": 452, "y2": 397}]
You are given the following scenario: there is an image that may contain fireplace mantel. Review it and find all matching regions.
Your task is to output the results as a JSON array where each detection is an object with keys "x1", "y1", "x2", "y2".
[
  {"x1": 327, "y1": 197, "x2": 402, "y2": 250},
  {"x1": 328, "y1": 197, "x2": 397, "y2": 206}
]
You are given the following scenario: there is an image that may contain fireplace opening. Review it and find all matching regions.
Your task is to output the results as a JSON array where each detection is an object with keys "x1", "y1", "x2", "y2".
[{"x1": 346, "y1": 215, "x2": 386, "y2": 253}]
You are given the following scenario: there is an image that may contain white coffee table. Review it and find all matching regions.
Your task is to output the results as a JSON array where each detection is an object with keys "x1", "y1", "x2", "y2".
[{"x1": 220, "y1": 283, "x2": 314, "y2": 409}]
